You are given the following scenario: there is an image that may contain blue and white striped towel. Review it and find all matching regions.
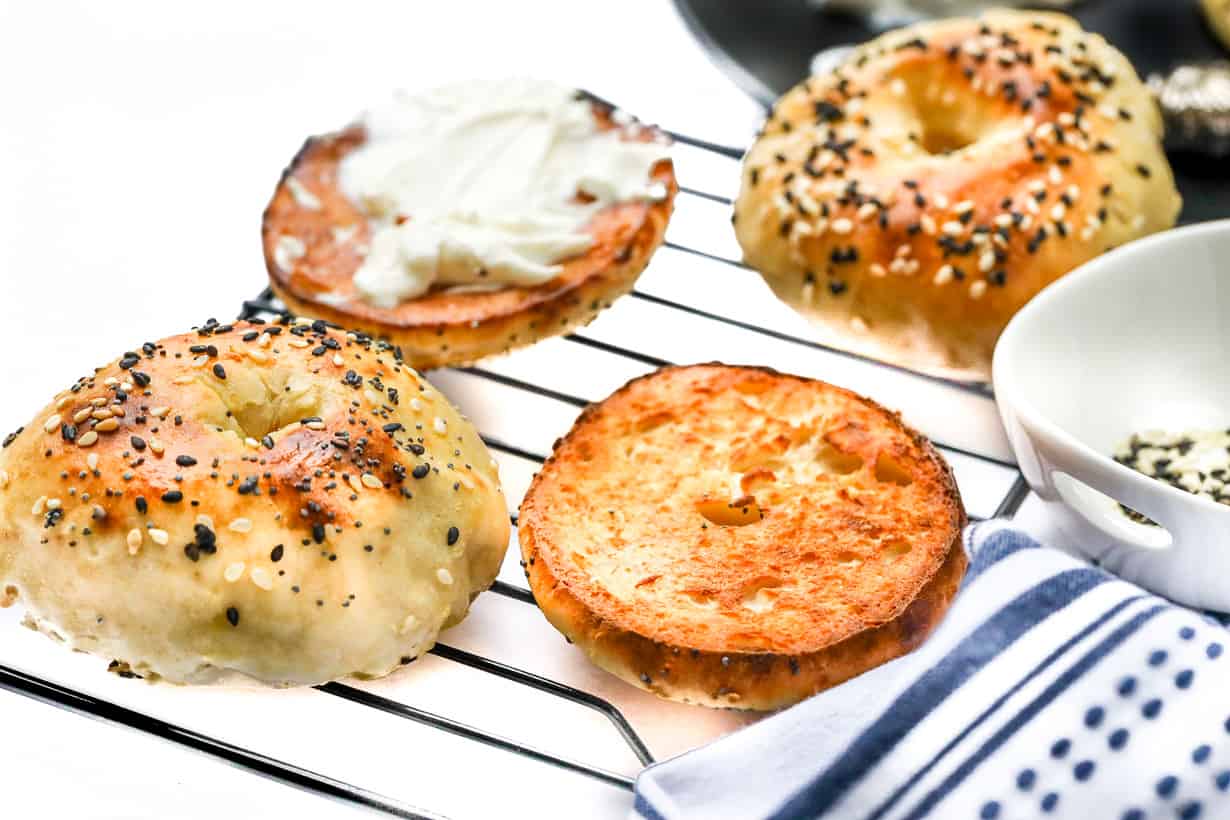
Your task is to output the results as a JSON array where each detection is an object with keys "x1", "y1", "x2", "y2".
[{"x1": 633, "y1": 522, "x2": 1230, "y2": 820}]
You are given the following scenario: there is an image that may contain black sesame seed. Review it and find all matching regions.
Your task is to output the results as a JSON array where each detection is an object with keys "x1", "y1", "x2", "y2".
[
  {"x1": 212, "y1": 363, "x2": 226, "y2": 380},
  {"x1": 270, "y1": 544, "x2": 284, "y2": 562},
  {"x1": 412, "y1": 464, "x2": 430, "y2": 479},
  {"x1": 161, "y1": 490, "x2": 184, "y2": 503},
  {"x1": 175, "y1": 455, "x2": 198, "y2": 467},
  {"x1": 237, "y1": 476, "x2": 258, "y2": 495},
  {"x1": 61, "y1": 424, "x2": 77, "y2": 442},
  {"x1": 382, "y1": 423, "x2": 403, "y2": 433},
  {"x1": 225, "y1": 607, "x2": 239, "y2": 627},
  {"x1": 118, "y1": 353, "x2": 140, "y2": 370},
  {"x1": 312, "y1": 522, "x2": 326, "y2": 543},
  {"x1": 447, "y1": 526, "x2": 460, "y2": 546},
  {"x1": 262, "y1": 435, "x2": 275, "y2": 450},
  {"x1": 135, "y1": 496, "x2": 148, "y2": 514}
]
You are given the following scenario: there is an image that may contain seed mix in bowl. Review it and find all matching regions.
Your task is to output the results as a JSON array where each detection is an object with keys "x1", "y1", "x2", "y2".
[{"x1": 1113, "y1": 428, "x2": 1230, "y2": 524}]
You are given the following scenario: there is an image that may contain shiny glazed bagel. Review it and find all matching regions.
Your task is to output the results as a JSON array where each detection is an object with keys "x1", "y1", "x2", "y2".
[
  {"x1": 734, "y1": 10, "x2": 1180, "y2": 379},
  {"x1": 1205, "y1": 0, "x2": 1230, "y2": 51},
  {"x1": 0, "y1": 319, "x2": 509, "y2": 685},
  {"x1": 262, "y1": 101, "x2": 676, "y2": 371},
  {"x1": 518, "y1": 364, "x2": 966, "y2": 710}
]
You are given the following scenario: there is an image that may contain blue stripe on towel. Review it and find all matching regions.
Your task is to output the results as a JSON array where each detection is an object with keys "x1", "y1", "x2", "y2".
[
  {"x1": 866, "y1": 595, "x2": 1146, "y2": 819},
  {"x1": 900, "y1": 604, "x2": 1166, "y2": 819},
  {"x1": 771, "y1": 567, "x2": 1105, "y2": 820}
]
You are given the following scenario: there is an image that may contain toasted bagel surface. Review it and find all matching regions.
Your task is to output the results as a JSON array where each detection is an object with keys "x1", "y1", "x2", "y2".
[
  {"x1": 0, "y1": 319, "x2": 509, "y2": 685},
  {"x1": 262, "y1": 104, "x2": 676, "y2": 370},
  {"x1": 518, "y1": 364, "x2": 966, "y2": 710}
]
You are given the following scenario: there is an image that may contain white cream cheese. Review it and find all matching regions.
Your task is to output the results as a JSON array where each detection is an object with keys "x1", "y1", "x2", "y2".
[{"x1": 338, "y1": 79, "x2": 670, "y2": 307}]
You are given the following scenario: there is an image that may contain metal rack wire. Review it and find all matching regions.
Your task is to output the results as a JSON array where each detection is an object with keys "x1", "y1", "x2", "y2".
[{"x1": 0, "y1": 127, "x2": 1028, "y2": 818}]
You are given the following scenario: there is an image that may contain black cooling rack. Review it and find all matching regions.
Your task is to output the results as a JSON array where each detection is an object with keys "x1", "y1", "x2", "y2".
[{"x1": 0, "y1": 127, "x2": 1029, "y2": 818}]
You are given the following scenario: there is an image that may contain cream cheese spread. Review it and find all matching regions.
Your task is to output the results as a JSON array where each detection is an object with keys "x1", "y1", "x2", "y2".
[{"x1": 339, "y1": 79, "x2": 670, "y2": 307}]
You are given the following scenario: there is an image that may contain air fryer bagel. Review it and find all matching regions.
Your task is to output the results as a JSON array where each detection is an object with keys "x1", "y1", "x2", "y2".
[
  {"x1": 518, "y1": 364, "x2": 966, "y2": 710},
  {"x1": 262, "y1": 90, "x2": 676, "y2": 371},
  {"x1": 0, "y1": 318, "x2": 509, "y2": 685},
  {"x1": 734, "y1": 10, "x2": 1180, "y2": 379}
]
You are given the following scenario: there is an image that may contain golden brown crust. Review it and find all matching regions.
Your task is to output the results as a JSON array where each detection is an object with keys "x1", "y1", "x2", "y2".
[
  {"x1": 262, "y1": 105, "x2": 676, "y2": 371},
  {"x1": 0, "y1": 319, "x2": 510, "y2": 685},
  {"x1": 734, "y1": 11, "x2": 1180, "y2": 380},
  {"x1": 518, "y1": 364, "x2": 967, "y2": 710}
]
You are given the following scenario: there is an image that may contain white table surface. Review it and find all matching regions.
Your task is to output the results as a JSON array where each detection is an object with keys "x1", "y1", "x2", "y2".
[{"x1": 0, "y1": 2, "x2": 1066, "y2": 817}]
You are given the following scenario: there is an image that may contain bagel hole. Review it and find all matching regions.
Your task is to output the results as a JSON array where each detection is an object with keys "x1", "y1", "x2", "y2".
[
  {"x1": 875, "y1": 453, "x2": 913, "y2": 486},
  {"x1": 918, "y1": 124, "x2": 975, "y2": 155},
  {"x1": 200, "y1": 369, "x2": 326, "y2": 442},
  {"x1": 817, "y1": 442, "x2": 864, "y2": 475}
]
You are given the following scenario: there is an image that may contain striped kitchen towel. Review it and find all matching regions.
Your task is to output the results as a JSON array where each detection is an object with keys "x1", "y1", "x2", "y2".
[{"x1": 633, "y1": 522, "x2": 1230, "y2": 820}]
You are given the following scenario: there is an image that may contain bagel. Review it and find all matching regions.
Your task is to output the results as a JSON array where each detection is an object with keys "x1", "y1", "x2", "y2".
[
  {"x1": 0, "y1": 318, "x2": 509, "y2": 685},
  {"x1": 1204, "y1": 0, "x2": 1230, "y2": 51},
  {"x1": 734, "y1": 10, "x2": 1180, "y2": 379},
  {"x1": 262, "y1": 80, "x2": 676, "y2": 371},
  {"x1": 517, "y1": 364, "x2": 966, "y2": 710}
]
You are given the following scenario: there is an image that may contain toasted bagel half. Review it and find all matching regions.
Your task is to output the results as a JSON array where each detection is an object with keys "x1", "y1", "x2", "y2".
[
  {"x1": 261, "y1": 103, "x2": 675, "y2": 371},
  {"x1": 518, "y1": 364, "x2": 967, "y2": 710}
]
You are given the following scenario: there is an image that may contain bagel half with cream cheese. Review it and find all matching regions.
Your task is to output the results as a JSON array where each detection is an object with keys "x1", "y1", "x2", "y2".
[
  {"x1": 262, "y1": 80, "x2": 676, "y2": 371},
  {"x1": 518, "y1": 364, "x2": 966, "y2": 710},
  {"x1": 0, "y1": 318, "x2": 509, "y2": 685},
  {"x1": 734, "y1": 11, "x2": 1180, "y2": 379}
]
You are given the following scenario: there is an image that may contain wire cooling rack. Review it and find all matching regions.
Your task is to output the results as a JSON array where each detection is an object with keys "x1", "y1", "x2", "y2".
[{"x1": 0, "y1": 126, "x2": 1029, "y2": 819}]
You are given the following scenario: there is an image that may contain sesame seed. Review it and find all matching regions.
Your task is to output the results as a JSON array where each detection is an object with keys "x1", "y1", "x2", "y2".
[
  {"x1": 149, "y1": 529, "x2": 169, "y2": 545},
  {"x1": 86, "y1": 453, "x2": 98, "y2": 471},
  {"x1": 830, "y1": 217, "x2": 853, "y2": 235},
  {"x1": 227, "y1": 517, "x2": 253, "y2": 533},
  {"x1": 433, "y1": 417, "x2": 448, "y2": 434},
  {"x1": 77, "y1": 431, "x2": 99, "y2": 447},
  {"x1": 148, "y1": 439, "x2": 165, "y2": 455},
  {"x1": 934, "y1": 265, "x2": 955, "y2": 285},
  {"x1": 126, "y1": 529, "x2": 143, "y2": 554},
  {"x1": 150, "y1": 406, "x2": 170, "y2": 419},
  {"x1": 31, "y1": 496, "x2": 46, "y2": 515},
  {"x1": 43, "y1": 414, "x2": 62, "y2": 433},
  {"x1": 969, "y1": 280, "x2": 988, "y2": 299},
  {"x1": 72, "y1": 408, "x2": 92, "y2": 424},
  {"x1": 224, "y1": 562, "x2": 245, "y2": 582},
  {"x1": 250, "y1": 567, "x2": 273, "y2": 590},
  {"x1": 436, "y1": 568, "x2": 454, "y2": 585},
  {"x1": 361, "y1": 473, "x2": 383, "y2": 489}
]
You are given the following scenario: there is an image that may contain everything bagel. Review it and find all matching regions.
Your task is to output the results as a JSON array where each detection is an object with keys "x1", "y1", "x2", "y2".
[
  {"x1": 734, "y1": 11, "x2": 1180, "y2": 378},
  {"x1": 262, "y1": 89, "x2": 676, "y2": 371},
  {"x1": 0, "y1": 318, "x2": 509, "y2": 685}
]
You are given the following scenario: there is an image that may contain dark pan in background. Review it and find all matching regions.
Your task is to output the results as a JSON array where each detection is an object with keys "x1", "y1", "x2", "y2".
[{"x1": 675, "y1": 0, "x2": 1230, "y2": 224}]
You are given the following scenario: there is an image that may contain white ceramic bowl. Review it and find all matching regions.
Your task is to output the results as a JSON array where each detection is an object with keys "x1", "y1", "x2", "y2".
[{"x1": 994, "y1": 219, "x2": 1230, "y2": 611}]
